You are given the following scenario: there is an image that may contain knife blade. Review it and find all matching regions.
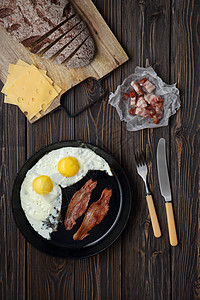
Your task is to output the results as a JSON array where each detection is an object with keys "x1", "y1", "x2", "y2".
[{"x1": 157, "y1": 138, "x2": 178, "y2": 246}]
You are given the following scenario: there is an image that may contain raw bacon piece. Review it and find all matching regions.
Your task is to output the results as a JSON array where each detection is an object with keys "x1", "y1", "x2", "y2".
[
  {"x1": 130, "y1": 90, "x2": 137, "y2": 106},
  {"x1": 129, "y1": 108, "x2": 136, "y2": 115},
  {"x1": 153, "y1": 109, "x2": 163, "y2": 124},
  {"x1": 130, "y1": 97, "x2": 137, "y2": 106},
  {"x1": 138, "y1": 77, "x2": 156, "y2": 93},
  {"x1": 153, "y1": 115, "x2": 161, "y2": 124},
  {"x1": 136, "y1": 96, "x2": 147, "y2": 108},
  {"x1": 130, "y1": 90, "x2": 136, "y2": 98},
  {"x1": 124, "y1": 79, "x2": 163, "y2": 124},
  {"x1": 135, "y1": 104, "x2": 163, "y2": 124},
  {"x1": 73, "y1": 188, "x2": 112, "y2": 240},
  {"x1": 123, "y1": 93, "x2": 130, "y2": 100},
  {"x1": 135, "y1": 107, "x2": 144, "y2": 116},
  {"x1": 138, "y1": 78, "x2": 147, "y2": 85},
  {"x1": 135, "y1": 106, "x2": 158, "y2": 119},
  {"x1": 155, "y1": 102, "x2": 163, "y2": 111},
  {"x1": 64, "y1": 179, "x2": 97, "y2": 230},
  {"x1": 144, "y1": 94, "x2": 163, "y2": 106},
  {"x1": 131, "y1": 81, "x2": 144, "y2": 96},
  {"x1": 135, "y1": 107, "x2": 153, "y2": 119},
  {"x1": 148, "y1": 107, "x2": 156, "y2": 117},
  {"x1": 153, "y1": 104, "x2": 163, "y2": 124}
]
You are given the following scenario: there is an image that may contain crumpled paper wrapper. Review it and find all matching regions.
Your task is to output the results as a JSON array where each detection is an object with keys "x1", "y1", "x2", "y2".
[{"x1": 109, "y1": 66, "x2": 180, "y2": 131}]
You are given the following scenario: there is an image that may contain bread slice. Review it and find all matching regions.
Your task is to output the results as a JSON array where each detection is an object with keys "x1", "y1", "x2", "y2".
[{"x1": 0, "y1": 0, "x2": 95, "y2": 67}]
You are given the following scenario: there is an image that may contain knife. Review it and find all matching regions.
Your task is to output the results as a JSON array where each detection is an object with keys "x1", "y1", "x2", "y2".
[{"x1": 157, "y1": 138, "x2": 178, "y2": 246}]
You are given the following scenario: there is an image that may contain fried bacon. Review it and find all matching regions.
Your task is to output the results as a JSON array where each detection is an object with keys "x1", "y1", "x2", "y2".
[
  {"x1": 64, "y1": 179, "x2": 97, "y2": 230},
  {"x1": 73, "y1": 188, "x2": 112, "y2": 240}
]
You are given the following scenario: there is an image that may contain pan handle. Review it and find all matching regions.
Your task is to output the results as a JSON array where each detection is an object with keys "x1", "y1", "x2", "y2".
[{"x1": 52, "y1": 78, "x2": 106, "y2": 118}]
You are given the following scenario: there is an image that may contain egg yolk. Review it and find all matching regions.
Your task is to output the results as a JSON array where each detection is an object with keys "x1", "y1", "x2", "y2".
[
  {"x1": 58, "y1": 157, "x2": 80, "y2": 177},
  {"x1": 32, "y1": 175, "x2": 53, "y2": 194}
]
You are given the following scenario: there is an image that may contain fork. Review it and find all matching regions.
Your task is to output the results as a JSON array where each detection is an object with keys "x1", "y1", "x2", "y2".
[{"x1": 135, "y1": 151, "x2": 161, "y2": 238}]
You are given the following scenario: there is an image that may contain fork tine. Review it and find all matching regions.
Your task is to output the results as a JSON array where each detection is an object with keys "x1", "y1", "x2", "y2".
[
  {"x1": 141, "y1": 151, "x2": 146, "y2": 165},
  {"x1": 134, "y1": 151, "x2": 139, "y2": 166},
  {"x1": 135, "y1": 150, "x2": 146, "y2": 166},
  {"x1": 28, "y1": 14, "x2": 76, "y2": 50},
  {"x1": 139, "y1": 151, "x2": 143, "y2": 166}
]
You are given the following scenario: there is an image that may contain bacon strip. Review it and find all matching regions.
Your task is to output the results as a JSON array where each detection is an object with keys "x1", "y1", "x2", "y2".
[
  {"x1": 73, "y1": 188, "x2": 112, "y2": 240},
  {"x1": 64, "y1": 179, "x2": 97, "y2": 230}
]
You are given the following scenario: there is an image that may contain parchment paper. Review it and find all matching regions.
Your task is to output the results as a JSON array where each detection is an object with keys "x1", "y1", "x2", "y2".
[{"x1": 109, "y1": 66, "x2": 180, "y2": 131}]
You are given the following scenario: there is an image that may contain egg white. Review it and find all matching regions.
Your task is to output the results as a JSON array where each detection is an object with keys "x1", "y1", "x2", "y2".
[
  {"x1": 30, "y1": 147, "x2": 112, "y2": 188},
  {"x1": 20, "y1": 171, "x2": 62, "y2": 240},
  {"x1": 20, "y1": 146, "x2": 112, "y2": 240}
]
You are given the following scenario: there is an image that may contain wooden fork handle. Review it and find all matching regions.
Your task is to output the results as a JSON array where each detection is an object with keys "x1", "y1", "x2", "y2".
[
  {"x1": 165, "y1": 202, "x2": 178, "y2": 246},
  {"x1": 146, "y1": 195, "x2": 161, "y2": 238}
]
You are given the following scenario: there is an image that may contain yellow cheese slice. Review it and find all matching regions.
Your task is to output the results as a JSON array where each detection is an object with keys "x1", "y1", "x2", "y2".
[
  {"x1": 3, "y1": 60, "x2": 62, "y2": 116},
  {"x1": 2, "y1": 60, "x2": 29, "y2": 94},
  {"x1": 4, "y1": 95, "x2": 16, "y2": 105},
  {"x1": 17, "y1": 59, "x2": 30, "y2": 67},
  {"x1": 8, "y1": 64, "x2": 47, "y2": 77},
  {"x1": 4, "y1": 63, "x2": 61, "y2": 95},
  {"x1": 3, "y1": 63, "x2": 48, "y2": 105},
  {"x1": 36, "y1": 113, "x2": 41, "y2": 118},
  {"x1": 5, "y1": 79, "x2": 60, "y2": 107},
  {"x1": 16, "y1": 60, "x2": 62, "y2": 94},
  {"x1": 39, "y1": 71, "x2": 62, "y2": 94},
  {"x1": 2, "y1": 65, "x2": 46, "y2": 95},
  {"x1": 5, "y1": 65, "x2": 58, "y2": 119}
]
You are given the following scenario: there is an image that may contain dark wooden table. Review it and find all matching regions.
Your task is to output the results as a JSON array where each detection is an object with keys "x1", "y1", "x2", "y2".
[{"x1": 0, "y1": 0, "x2": 200, "y2": 299}]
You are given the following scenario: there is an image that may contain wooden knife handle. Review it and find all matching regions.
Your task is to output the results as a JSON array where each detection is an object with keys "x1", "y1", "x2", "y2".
[
  {"x1": 146, "y1": 195, "x2": 161, "y2": 238},
  {"x1": 165, "y1": 202, "x2": 178, "y2": 246}
]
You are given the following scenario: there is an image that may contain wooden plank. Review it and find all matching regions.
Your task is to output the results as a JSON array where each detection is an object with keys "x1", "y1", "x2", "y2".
[
  {"x1": 0, "y1": 0, "x2": 128, "y2": 123},
  {"x1": 121, "y1": 0, "x2": 171, "y2": 299},
  {"x1": 170, "y1": 0, "x2": 200, "y2": 299},
  {"x1": 0, "y1": 83, "x2": 26, "y2": 299},
  {"x1": 26, "y1": 89, "x2": 75, "y2": 299},
  {"x1": 74, "y1": 0, "x2": 122, "y2": 299}
]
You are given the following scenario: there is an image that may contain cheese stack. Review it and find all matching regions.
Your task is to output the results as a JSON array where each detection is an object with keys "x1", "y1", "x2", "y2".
[{"x1": 1, "y1": 59, "x2": 62, "y2": 121}]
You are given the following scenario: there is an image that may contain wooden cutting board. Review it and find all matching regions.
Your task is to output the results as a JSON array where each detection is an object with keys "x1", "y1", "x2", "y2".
[{"x1": 0, "y1": 0, "x2": 128, "y2": 123}]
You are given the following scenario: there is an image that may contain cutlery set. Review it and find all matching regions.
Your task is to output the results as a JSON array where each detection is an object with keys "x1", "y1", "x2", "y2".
[{"x1": 135, "y1": 138, "x2": 178, "y2": 246}]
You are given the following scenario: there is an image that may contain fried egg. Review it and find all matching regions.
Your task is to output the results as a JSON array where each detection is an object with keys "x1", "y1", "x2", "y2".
[{"x1": 20, "y1": 147, "x2": 112, "y2": 240}]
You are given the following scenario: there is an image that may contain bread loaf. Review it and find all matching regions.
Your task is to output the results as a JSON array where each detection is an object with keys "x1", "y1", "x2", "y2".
[{"x1": 0, "y1": 0, "x2": 95, "y2": 67}]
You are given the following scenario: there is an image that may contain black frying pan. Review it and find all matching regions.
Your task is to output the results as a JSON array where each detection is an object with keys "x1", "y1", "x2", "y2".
[{"x1": 12, "y1": 141, "x2": 131, "y2": 259}]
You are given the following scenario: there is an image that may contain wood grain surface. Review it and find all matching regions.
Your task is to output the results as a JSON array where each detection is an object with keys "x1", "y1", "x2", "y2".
[{"x1": 0, "y1": 0, "x2": 199, "y2": 299}]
